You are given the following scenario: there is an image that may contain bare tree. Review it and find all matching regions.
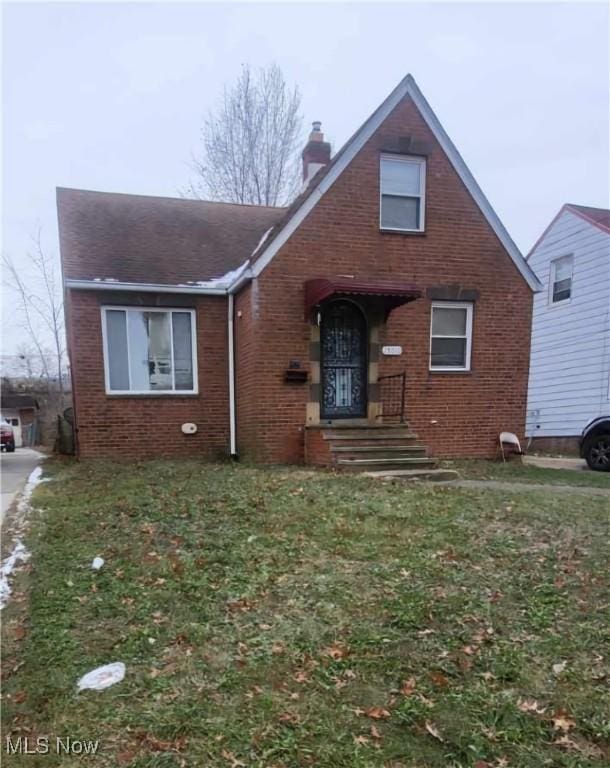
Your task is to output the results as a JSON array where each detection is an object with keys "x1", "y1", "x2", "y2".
[
  {"x1": 13, "y1": 342, "x2": 49, "y2": 380},
  {"x1": 2, "y1": 229, "x2": 66, "y2": 404},
  {"x1": 187, "y1": 64, "x2": 303, "y2": 206}
]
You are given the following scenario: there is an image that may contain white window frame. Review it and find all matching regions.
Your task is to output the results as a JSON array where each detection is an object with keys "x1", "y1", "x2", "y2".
[
  {"x1": 429, "y1": 301, "x2": 473, "y2": 372},
  {"x1": 379, "y1": 153, "x2": 426, "y2": 233},
  {"x1": 101, "y1": 306, "x2": 198, "y2": 395},
  {"x1": 548, "y1": 254, "x2": 573, "y2": 306}
]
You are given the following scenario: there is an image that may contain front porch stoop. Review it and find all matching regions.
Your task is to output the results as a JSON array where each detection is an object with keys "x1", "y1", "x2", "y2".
[{"x1": 314, "y1": 424, "x2": 458, "y2": 481}]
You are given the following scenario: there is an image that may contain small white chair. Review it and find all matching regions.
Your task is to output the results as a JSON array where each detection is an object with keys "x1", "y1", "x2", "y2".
[{"x1": 499, "y1": 432, "x2": 523, "y2": 462}]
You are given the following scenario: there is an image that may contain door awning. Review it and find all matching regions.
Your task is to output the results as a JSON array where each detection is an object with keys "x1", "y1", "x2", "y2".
[{"x1": 304, "y1": 278, "x2": 422, "y2": 319}]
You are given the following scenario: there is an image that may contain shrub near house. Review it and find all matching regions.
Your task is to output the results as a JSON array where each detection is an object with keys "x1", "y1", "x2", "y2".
[{"x1": 58, "y1": 75, "x2": 540, "y2": 464}]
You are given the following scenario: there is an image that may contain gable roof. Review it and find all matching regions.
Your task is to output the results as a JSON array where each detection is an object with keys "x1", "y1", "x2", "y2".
[
  {"x1": 565, "y1": 204, "x2": 610, "y2": 234},
  {"x1": 247, "y1": 74, "x2": 541, "y2": 292},
  {"x1": 58, "y1": 188, "x2": 285, "y2": 287},
  {"x1": 527, "y1": 203, "x2": 610, "y2": 258}
]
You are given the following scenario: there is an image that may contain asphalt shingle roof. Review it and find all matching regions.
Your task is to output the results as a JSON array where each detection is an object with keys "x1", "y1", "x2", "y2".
[{"x1": 57, "y1": 188, "x2": 286, "y2": 286}]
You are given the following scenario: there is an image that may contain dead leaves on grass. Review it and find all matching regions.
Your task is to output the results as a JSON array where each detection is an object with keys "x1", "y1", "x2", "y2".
[
  {"x1": 322, "y1": 642, "x2": 348, "y2": 661},
  {"x1": 553, "y1": 734, "x2": 603, "y2": 759},
  {"x1": 293, "y1": 669, "x2": 310, "y2": 684},
  {"x1": 221, "y1": 749, "x2": 246, "y2": 767},
  {"x1": 226, "y1": 597, "x2": 257, "y2": 614},
  {"x1": 550, "y1": 709, "x2": 576, "y2": 732},
  {"x1": 518, "y1": 699, "x2": 546, "y2": 714},
  {"x1": 277, "y1": 712, "x2": 300, "y2": 727},
  {"x1": 424, "y1": 720, "x2": 444, "y2": 742},
  {"x1": 400, "y1": 676, "x2": 416, "y2": 696},
  {"x1": 11, "y1": 690, "x2": 27, "y2": 704},
  {"x1": 429, "y1": 671, "x2": 449, "y2": 688},
  {"x1": 364, "y1": 706, "x2": 391, "y2": 720},
  {"x1": 136, "y1": 731, "x2": 186, "y2": 753}
]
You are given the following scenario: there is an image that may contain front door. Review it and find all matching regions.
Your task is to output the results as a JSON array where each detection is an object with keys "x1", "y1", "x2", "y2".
[{"x1": 320, "y1": 300, "x2": 367, "y2": 419}]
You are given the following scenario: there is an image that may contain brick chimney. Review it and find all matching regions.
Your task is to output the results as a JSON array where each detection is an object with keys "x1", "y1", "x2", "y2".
[{"x1": 302, "y1": 121, "x2": 331, "y2": 184}]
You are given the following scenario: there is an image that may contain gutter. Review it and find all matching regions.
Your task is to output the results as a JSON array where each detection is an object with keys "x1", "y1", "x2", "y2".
[
  {"x1": 228, "y1": 293, "x2": 237, "y2": 457},
  {"x1": 64, "y1": 278, "x2": 227, "y2": 295},
  {"x1": 227, "y1": 267, "x2": 254, "y2": 294}
]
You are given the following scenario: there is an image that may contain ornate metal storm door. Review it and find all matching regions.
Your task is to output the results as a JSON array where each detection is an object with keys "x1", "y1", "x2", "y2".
[{"x1": 320, "y1": 300, "x2": 367, "y2": 419}]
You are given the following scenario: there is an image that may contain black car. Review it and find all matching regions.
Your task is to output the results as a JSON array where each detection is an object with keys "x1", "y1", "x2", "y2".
[{"x1": 580, "y1": 417, "x2": 610, "y2": 471}]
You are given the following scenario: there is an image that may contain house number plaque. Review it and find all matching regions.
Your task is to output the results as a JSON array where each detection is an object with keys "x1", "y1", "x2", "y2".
[{"x1": 382, "y1": 345, "x2": 402, "y2": 356}]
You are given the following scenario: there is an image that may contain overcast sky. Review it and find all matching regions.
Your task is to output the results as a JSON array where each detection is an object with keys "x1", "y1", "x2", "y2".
[{"x1": 2, "y1": 1, "x2": 609, "y2": 355}]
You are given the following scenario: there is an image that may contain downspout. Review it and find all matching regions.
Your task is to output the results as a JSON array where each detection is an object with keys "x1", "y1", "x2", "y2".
[{"x1": 228, "y1": 292, "x2": 237, "y2": 458}]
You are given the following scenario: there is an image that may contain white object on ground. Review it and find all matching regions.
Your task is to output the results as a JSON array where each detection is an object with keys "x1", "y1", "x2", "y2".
[
  {"x1": 91, "y1": 557, "x2": 104, "y2": 570},
  {"x1": 77, "y1": 662, "x2": 126, "y2": 691}
]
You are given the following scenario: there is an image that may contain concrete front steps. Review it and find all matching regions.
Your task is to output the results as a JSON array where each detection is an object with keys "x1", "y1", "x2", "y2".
[
  {"x1": 320, "y1": 424, "x2": 458, "y2": 480},
  {"x1": 364, "y1": 468, "x2": 459, "y2": 482}
]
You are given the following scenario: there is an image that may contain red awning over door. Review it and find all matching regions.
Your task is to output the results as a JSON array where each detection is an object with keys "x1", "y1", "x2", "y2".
[{"x1": 304, "y1": 278, "x2": 422, "y2": 319}]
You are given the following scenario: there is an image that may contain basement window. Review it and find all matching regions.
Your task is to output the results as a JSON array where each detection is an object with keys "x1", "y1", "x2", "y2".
[
  {"x1": 102, "y1": 307, "x2": 197, "y2": 394},
  {"x1": 380, "y1": 154, "x2": 426, "y2": 232},
  {"x1": 429, "y1": 302, "x2": 473, "y2": 371}
]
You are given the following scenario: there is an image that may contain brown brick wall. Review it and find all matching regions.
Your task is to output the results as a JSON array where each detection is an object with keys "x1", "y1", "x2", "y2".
[
  {"x1": 235, "y1": 93, "x2": 533, "y2": 462},
  {"x1": 304, "y1": 427, "x2": 332, "y2": 466},
  {"x1": 69, "y1": 290, "x2": 229, "y2": 459}
]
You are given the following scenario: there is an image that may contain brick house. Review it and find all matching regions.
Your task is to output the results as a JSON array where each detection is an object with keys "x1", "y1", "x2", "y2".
[{"x1": 58, "y1": 75, "x2": 541, "y2": 468}]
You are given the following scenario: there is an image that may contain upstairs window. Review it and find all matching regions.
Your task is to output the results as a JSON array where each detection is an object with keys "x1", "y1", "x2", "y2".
[
  {"x1": 102, "y1": 307, "x2": 197, "y2": 394},
  {"x1": 430, "y1": 302, "x2": 473, "y2": 371},
  {"x1": 380, "y1": 154, "x2": 426, "y2": 232},
  {"x1": 550, "y1": 255, "x2": 573, "y2": 303}
]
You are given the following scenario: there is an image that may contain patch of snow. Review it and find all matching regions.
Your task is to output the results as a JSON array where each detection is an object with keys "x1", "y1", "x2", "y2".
[
  {"x1": 1, "y1": 463, "x2": 48, "y2": 610},
  {"x1": 16, "y1": 466, "x2": 48, "y2": 516},
  {"x1": 0, "y1": 541, "x2": 30, "y2": 609},
  {"x1": 91, "y1": 557, "x2": 104, "y2": 571},
  {"x1": 251, "y1": 226, "x2": 274, "y2": 257},
  {"x1": 177, "y1": 260, "x2": 251, "y2": 290},
  {"x1": 77, "y1": 662, "x2": 125, "y2": 692}
]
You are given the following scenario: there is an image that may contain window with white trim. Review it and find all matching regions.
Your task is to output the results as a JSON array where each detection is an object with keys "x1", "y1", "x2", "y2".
[
  {"x1": 429, "y1": 302, "x2": 473, "y2": 371},
  {"x1": 380, "y1": 154, "x2": 426, "y2": 232},
  {"x1": 102, "y1": 307, "x2": 197, "y2": 394},
  {"x1": 549, "y1": 255, "x2": 573, "y2": 303}
]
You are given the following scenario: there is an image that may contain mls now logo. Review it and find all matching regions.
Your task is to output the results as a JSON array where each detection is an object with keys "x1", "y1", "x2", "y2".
[{"x1": 5, "y1": 736, "x2": 100, "y2": 755}]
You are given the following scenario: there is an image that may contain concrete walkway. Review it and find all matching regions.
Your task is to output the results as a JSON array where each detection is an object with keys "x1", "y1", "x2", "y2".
[
  {"x1": 450, "y1": 479, "x2": 610, "y2": 496},
  {"x1": 522, "y1": 455, "x2": 587, "y2": 471},
  {"x1": 1, "y1": 448, "x2": 46, "y2": 524}
]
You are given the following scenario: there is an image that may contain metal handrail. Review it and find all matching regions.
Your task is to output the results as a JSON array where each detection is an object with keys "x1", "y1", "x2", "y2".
[{"x1": 378, "y1": 370, "x2": 406, "y2": 423}]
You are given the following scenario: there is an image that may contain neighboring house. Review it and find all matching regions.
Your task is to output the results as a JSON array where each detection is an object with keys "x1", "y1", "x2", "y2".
[
  {"x1": 526, "y1": 204, "x2": 610, "y2": 453},
  {"x1": 0, "y1": 393, "x2": 39, "y2": 447},
  {"x1": 58, "y1": 74, "x2": 541, "y2": 466}
]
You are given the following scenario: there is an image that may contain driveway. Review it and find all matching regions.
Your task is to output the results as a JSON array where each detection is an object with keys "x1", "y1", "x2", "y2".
[{"x1": 1, "y1": 448, "x2": 46, "y2": 524}]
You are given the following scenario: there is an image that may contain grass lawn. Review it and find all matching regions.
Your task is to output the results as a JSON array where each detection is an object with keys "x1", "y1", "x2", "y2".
[
  {"x1": 2, "y1": 460, "x2": 609, "y2": 767},
  {"x1": 442, "y1": 459, "x2": 610, "y2": 489}
]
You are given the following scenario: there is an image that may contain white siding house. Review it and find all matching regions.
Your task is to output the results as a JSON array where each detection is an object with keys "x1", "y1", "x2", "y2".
[{"x1": 526, "y1": 204, "x2": 610, "y2": 446}]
